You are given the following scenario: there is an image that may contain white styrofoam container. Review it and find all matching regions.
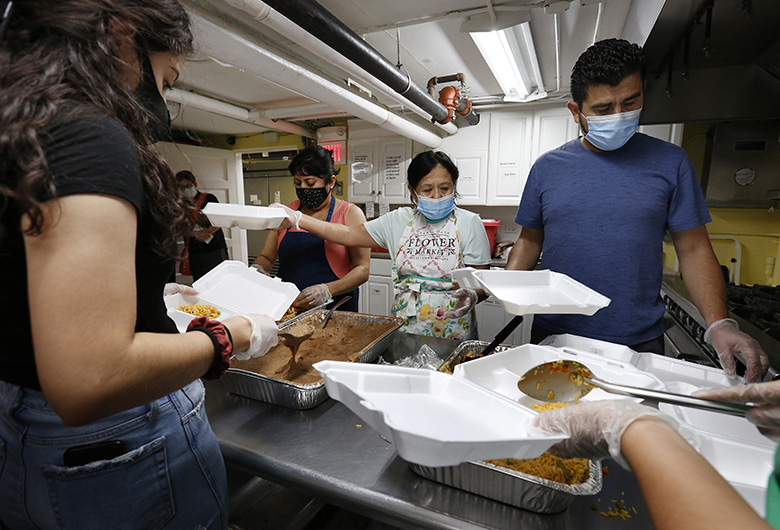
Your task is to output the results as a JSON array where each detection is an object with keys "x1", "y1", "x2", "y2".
[
  {"x1": 452, "y1": 344, "x2": 665, "y2": 409},
  {"x1": 165, "y1": 260, "x2": 299, "y2": 331},
  {"x1": 540, "y1": 333, "x2": 742, "y2": 388},
  {"x1": 451, "y1": 269, "x2": 610, "y2": 316},
  {"x1": 658, "y1": 386, "x2": 773, "y2": 517},
  {"x1": 313, "y1": 361, "x2": 566, "y2": 467},
  {"x1": 202, "y1": 203, "x2": 287, "y2": 230}
]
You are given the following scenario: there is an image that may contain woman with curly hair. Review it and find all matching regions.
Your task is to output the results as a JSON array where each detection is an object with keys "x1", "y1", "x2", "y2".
[{"x1": 0, "y1": 1, "x2": 277, "y2": 528}]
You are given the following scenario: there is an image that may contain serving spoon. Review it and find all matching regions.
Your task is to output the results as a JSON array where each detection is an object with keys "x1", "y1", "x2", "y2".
[
  {"x1": 279, "y1": 296, "x2": 352, "y2": 377},
  {"x1": 279, "y1": 322, "x2": 315, "y2": 376},
  {"x1": 516, "y1": 360, "x2": 755, "y2": 417}
]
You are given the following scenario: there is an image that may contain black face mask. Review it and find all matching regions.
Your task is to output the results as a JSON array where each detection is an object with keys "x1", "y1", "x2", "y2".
[
  {"x1": 296, "y1": 186, "x2": 331, "y2": 210},
  {"x1": 136, "y1": 55, "x2": 171, "y2": 143}
]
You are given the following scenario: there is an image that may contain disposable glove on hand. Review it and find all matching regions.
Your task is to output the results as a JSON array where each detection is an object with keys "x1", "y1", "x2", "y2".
[
  {"x1": 269, "y1": 203, "x2": 302, "y2": 230},
  {"x1": 163, "y1": 283, "x2": 198, "y2": 297},
  {"x1": 294, "y1": 284, "x2": 331, "y2": 309},
  {"x1": 443, "y1": 288, "x2": 478, "y2": 319},
  {"x1": 250, "y1": 263, "x2": 271, "y2": 277},
  {"x1": 233, "y1": 314, "x2": 278, "y2": 360},
  {"x1": 533, "y1": 400, "x2": 679, "y2": 469},
  {"x1": 696, "y1": 380, "x2": 780, "y2": 440},
  {"x1": 704, "y1": 318, "x2": 769, "y2": 383}
]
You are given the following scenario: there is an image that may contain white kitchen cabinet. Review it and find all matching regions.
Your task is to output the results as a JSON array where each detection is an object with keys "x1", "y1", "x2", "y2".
[
  {"x1": 487, "y1": 111, "x2": 533, "y2": 206},
  {"x1": 452, "y1": 151, "x2": 488, "y2": 205},
  {"x1": 348, "y1": 136, "x2": 411, "y2": 205},
  {"x1": 531, "y1": 106, "x2": 579, "y2": 161},
  {"x1": 360, "y1": 258, "x2": 394, "y2": 316},
  {"x1": 639, "y1": 123, "x2": 684, "y2": 146},
  {"x1": 475, "y1": 296, "x2": 532, "y2": 346}
]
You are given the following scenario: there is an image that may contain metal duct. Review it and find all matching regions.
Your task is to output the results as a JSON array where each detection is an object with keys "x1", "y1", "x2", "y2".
[{"x1": 261, "y1": 0, "x2": 453, "y2": 125}]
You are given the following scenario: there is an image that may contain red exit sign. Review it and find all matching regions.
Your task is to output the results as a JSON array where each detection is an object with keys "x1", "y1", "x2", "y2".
[{"x1": 321, "y1": 142, "x2": 344, "y2": 163}]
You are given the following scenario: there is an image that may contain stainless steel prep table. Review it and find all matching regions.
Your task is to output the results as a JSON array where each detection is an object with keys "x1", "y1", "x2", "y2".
[{"x1": 204, "y1": 332, "x2": 654, "y2": 530}]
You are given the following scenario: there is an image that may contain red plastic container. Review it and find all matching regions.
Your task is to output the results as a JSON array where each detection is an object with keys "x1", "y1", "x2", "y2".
[{"x1": 482, "y1": 220, "x2": 500, "y2": 255}]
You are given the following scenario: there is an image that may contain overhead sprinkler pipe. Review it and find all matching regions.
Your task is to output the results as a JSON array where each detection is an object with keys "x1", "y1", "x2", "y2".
[{"x1": 260, "y1": 0, "x2": 453, "y2": 125}]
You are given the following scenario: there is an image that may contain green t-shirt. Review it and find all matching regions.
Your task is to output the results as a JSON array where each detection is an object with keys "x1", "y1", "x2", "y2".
[{"x1": 767, "y1": 444, "x2": 780, "y2": 528}]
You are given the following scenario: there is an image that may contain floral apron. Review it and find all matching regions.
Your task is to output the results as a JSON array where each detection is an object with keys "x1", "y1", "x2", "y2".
[{"x1": 391, "y1": 210, "x2": 476, "y2": 340}]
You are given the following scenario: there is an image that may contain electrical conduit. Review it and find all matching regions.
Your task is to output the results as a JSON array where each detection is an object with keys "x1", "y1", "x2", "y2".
[{"x1": 186, "y1": 7, "x2": 443, "y2": 148}]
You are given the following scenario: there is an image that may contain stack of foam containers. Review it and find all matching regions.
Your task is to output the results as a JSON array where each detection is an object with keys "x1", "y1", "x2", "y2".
[{"x1": 540, "y1": 333, "x2": 774, "y2": 516}]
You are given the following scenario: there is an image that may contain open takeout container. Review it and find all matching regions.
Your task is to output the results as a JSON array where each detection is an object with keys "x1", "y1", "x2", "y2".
[
  {"x1": 225, "y1": 311, "x2": 402, "y2": 409},
  {"x1": 313, "y1": 361, "x2": 567, "y2": 467},
  {"x1": 164, "y1": 260, "x2": 299, "y2": 332},
  {"x1": 451, "y1": 268, "x2": 610, "y2": 316},
  {"x1": 450, "y1": 343, "x2": 665, "y2": 410},
  {"x1": 202, "y1": 203, "x2": 288, "y2": 230},
  {"x1": 659, "y1": 381, "x2": 773, "y2": 516}
]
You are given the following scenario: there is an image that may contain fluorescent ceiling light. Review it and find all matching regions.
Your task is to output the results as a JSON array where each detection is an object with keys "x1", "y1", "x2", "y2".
[{"x1": 470, "y1": 23, "x2": 545, "y2": 103}]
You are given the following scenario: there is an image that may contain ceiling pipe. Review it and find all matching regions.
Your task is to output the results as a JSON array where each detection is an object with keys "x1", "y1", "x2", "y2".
[
  {"x1": 220, "y1": 0, "x2": 458, "y2": 135},
  {"x1": 167, "y1": 88, "x2": 315, "y2": 137},
  {"x1": 262, "y1": 103, "x2": 349, "y2": 120},
  {"x1": 258, "y1": 0, "x2": 453, "y2": 125},
  {"x1": 187, "y1": 8, "x2": 443, "y2": 148}
]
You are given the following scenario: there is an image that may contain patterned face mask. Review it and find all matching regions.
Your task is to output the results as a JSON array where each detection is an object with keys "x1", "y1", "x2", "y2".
[{"x1": 296, "y1": 186, "x2": 330, "y2": 210}]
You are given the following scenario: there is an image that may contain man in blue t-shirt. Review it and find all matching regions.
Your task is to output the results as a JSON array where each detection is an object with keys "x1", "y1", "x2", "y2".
[{"x1": 507, "y1": 39, "x2": 768, "y2": 383}]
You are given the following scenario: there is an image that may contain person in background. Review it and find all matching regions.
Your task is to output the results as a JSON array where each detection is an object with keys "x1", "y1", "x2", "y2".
[
  {"x1": 251, "y1": 146, "x2": 369, "y2": 312},
  {"x1": 0, "y1": 1, "x2": 277, "y2": 528},
  {"x1": 177, "y1": 169, "x2": 230, "y2": 281},
  {"x1": 534, "y1": 379, "x2": 780, "y2": 529},
  {"x1": 271, "y1": 150, "x2": 492, "y2": 340},
  {"x1": 506, "y1": 38, "x2": 768, "y2": 383}
]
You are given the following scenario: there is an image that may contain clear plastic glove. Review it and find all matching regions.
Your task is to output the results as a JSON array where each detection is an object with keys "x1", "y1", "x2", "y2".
[
  {"x1": 269, "y1": 202, "x2": 302, "y2": 230},
  {"x1": 294, "y1": 283, "x2": 331, "y2": 310},
  {"x1": 443, "y1": 288, "x2": 478, "y2": 319},
  {"x1": 250, "y1": 263, "x2": 271, "y2": 277},
  {"x1": 695, "y1": 380, "x2": 780, "y2": 440},
  {"x1": 704, "y1": 318, "x2": 769, "y2": 383},
  {"x1": 232, "y1": 314, "x2": 278, "y2": 360},
  {"x1": 533, "y1": 400, "x2": 679, "y2": 469},
  {"x1": 163, "y1": 283, "x2": 198, "y2": 297}
]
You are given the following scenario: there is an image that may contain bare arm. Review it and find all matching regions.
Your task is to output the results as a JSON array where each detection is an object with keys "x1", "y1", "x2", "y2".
[
  {"x1": 622, "y1": 418, "x2": 770, "y2": 530},
  {"x1": 25, "y1": 194, "x2": 252, "y2": 426},
  {"x1": 505, "y1": 226, "x2": 544, "y2": 270},
  {"x1": 323, "y1": 204, "x2": 370, "y2": 297},
  {"x1": 298, "y1": 212, "x2": 378, "y2": 248},
  {"x1": 251, "y1": 229, "x2": 279, "y2": 272},
  {"x1": 671, "y1": 225, "x2": 728, "y2": 326}
]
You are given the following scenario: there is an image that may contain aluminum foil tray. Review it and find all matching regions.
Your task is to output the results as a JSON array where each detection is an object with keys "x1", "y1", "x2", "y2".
[
  {"x1": 222, "y1": 311, "x2": 402, "y2": 409},
  {"x1": 438, "y1": 340, "x2": 512, "y2": 375},
  {"x1": 431, "y1": 340, "x2": 602, "y2": 513},
  {"x1": 409, "y1": 459, "x2": 602, "y2": 514}
]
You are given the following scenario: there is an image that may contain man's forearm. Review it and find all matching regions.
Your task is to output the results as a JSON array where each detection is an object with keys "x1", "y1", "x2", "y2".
[{"x1": 505, "y1": 227, "x2": 543, "y2": 270}]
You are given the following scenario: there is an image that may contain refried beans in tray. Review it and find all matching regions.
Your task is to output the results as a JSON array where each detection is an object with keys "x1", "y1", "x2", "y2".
[{"x1": 231, "y1": 314, "x2": 398, "y2": 385}]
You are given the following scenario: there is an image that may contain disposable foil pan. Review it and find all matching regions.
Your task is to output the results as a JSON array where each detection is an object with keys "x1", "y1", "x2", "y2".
[
  {"x1": 409, "y1": 459, "x2": 602, "y2": 514},
  {"x1": 222, "y1": 311, "x2": 402, "y2": 409},
  {"x1": 425, "y1": 340, "x2": 603, "y2": 513},
  {"x1": 438, "y1": 340, "x2": 512, "y2": 374}
]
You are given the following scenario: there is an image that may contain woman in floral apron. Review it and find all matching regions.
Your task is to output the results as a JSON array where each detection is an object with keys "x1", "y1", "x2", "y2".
[{"x1": 271, "y1": 151, "x2": 492, "y2": 340}]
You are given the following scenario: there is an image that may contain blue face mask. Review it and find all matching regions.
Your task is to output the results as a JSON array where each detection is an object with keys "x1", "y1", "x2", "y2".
[
  {"x1": 581, "y1": 108, "x2": 642, "y2": 151},
  {"x1": 415, "y1": 192, "x2": 456, "y2": 221}
]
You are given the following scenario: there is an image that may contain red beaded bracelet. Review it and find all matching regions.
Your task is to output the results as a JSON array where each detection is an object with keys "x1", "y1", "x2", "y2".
[{"x1": 187, "y1": 316, "x2": 233, "y2": 380}]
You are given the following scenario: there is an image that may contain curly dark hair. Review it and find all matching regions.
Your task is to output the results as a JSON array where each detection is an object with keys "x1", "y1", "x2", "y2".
[
  {"x1": 0, "y1": 0, "x2": 194, "y2": 254},
  {"x1": 407, "y1": 151, "x2": 459, "y2": 190},
  {"x1": 288, "y1": 146, "x2": 340, "y2": 180},
  {"x1": 570, "y1": 38, "x2": 646, "y2": 108}
]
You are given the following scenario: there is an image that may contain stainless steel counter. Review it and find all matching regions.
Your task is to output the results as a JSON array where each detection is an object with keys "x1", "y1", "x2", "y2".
[{"x1": 205, "y1": 332, "x2": 654, "y2": 529}]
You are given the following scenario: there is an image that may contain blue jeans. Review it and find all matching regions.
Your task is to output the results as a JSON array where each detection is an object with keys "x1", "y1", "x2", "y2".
[{"x1": 0, "y1": 379, "x2": 228, "y2": 530}]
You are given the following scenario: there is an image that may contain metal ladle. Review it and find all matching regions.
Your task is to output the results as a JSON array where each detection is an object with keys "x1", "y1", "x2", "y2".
[{"x1": 516, "y1": 359, "x2": 756, "y2": 417}]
